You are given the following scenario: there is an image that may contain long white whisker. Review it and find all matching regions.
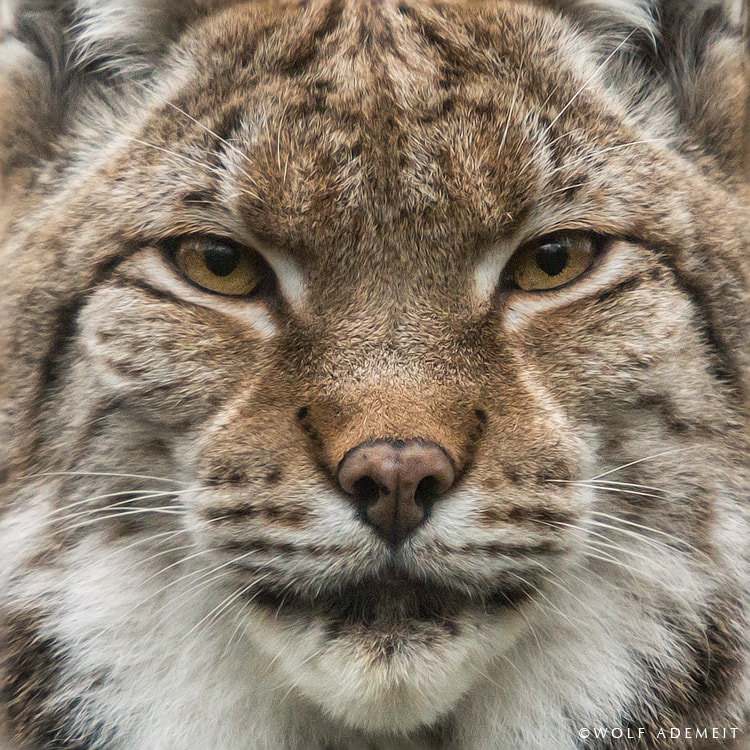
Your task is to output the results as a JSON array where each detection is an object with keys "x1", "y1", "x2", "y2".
[
  {"x1": 36, "y1": 491, "x2": 179, "y2": 527},
  {"x1": 589, "y1": 447, "x2": 697, "y2": 480},
  {"x1": 498, "y1": 65, "x2": 522, "y2": 156},
  {"x1": 588, "y1": 511, "x2": 711, "y2": 560},
  {"x1": 21, "y1": 470, "x2": 188, "y2": 485},
  {"x1": 130, "y1": 80, "x2": 257, "y2": 182},
  {"x1": 544, "y1": 30, "x2": 636, "y2": 137},
  {"x1": 551, "y1": 480, "x2": 665, "y2": 501},
  {"x1": 183, "y1": 568, "x2": 280, "y2": 646},
  {"x1": 65, "y1": 507, "x2": 187, "y2": 532}
]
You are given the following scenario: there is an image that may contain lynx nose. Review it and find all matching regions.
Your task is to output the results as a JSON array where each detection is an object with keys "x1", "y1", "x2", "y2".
[{"x1": 337, "y1": 440, "x2": 455, "y2": 545}]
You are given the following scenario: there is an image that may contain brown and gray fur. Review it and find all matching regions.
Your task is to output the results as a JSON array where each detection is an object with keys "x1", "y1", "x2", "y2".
[{"x1": 0, "y1": 0, "x2": 749, "y2": 748}]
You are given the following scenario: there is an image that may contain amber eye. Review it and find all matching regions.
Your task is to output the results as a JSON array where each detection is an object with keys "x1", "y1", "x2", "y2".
[
  {"x1": 506, "y1": 232, "x2": 600, "y2": 291},
  {"x1": 172, "y1": 236, "x2": 265, "y2": 296}
]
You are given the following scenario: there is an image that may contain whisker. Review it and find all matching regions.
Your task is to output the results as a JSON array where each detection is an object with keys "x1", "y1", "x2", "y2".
[
  {"x1": 581, "y1": 543, "x2": 696, "y2": 593},
  {"x1": 545, "y1": 138, "x2": 668, "y2": 177},
  {"x1": 589, "y1": 447, "x2": 698, "y2": 480},
  {"x1": 543, "y1": 30, "x2": 637, "y2": 138},
  {"x1": 550, "y1": 480, "x2": 665, "y2": 501},
  {"x1": 34, "y1": 490, "x2": 179, "y2": 527},
  {"x1": 588, "y1": 479, "x2": 670, "y2": 493},
  {"x1": 552, "y1": 520, "x2": 691, "y2": 572},
  {"x1": 21, "y1": 470, "x2": 188, "y2": 485},
  {"x1": 65, "y1": 507, "x2": 187, "y2": 532},
  {"x1": 498, "y1": 64, "x2": 522, "y2": 156},
  {"x1": 98, "y1": 529, "x2": 191, "y2": 569},
  {"x1": 130, "y1": 80, "x2": 257, "y2": 181},
  {"x1": 588, "y1": 511, "x2": 711, "y2": 560},
  {"x1": 96, "y1": 548, "x2": 228, "y2": 639},
  {"x1": 119, "y1": 135, "x2": 226, "y2": 176},
  {"x1": 183, "y1": 567, "x2": 280, "y2": 646}
]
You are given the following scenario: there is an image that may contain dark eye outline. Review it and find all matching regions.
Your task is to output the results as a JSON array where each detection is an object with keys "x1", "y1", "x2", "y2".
[
  {"x1": 163, "y1": 234, "x2": 277, "y2": 299},
  {"x1": 499, "y1": 230, "x2": 609, "y2": 294}
]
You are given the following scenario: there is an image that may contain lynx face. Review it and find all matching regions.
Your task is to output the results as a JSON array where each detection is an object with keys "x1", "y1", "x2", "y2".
[{"x1": 0, "y1": 1, "x2": 749, "y2": 748}]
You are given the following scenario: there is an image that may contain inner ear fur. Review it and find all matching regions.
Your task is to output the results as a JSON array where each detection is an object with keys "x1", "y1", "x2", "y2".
[
  {"x1": 549, "y1": 0, "x2": 747, "y2": 175},
  {"x1": 0, "y1": 0, "x2": 202, "y2": 216}
]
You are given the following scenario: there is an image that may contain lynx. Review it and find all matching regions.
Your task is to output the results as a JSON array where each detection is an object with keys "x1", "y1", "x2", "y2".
[{"x1": 0, "y1": 0, "x2": 748, "y2": 748}]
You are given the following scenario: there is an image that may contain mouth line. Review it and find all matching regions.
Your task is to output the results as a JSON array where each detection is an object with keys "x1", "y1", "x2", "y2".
[{"x1": 244, "y1": 569, "x2": 537, "y2": 626}]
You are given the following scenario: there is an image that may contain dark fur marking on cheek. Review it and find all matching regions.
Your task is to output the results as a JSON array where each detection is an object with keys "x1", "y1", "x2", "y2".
[
  {"x1": 587, "y1": 273, "x2": 645, "y2": 306},
  {"x1": 629, "y1": 595, "x2": 746, "y2": 735},
  {"x1": 205, "y1": 467, "x2": 248, "y2": 486},
  {"x1": 535, "y1": 459, "x2": 574, "y2": 485},
  {"x1": 205, "y1": 502, "x2": 309, "y2": 528},
  {"x1": 112, "y1": 277, "x2": 195, "y2": 309},
  {"x1": 219, "y1": 539, "x2": 350, "y2": 557},
  {"x1": 264, "y1": 504, "x2": 308, "y2": 526},
  {"x1": 66, "y1": 396, "x2": 127, "y2": 461},
  {"x1": 649, "y1": 246, "x2": 742, "y2": 393},
  {"x1": 636, "y1": 393, "x2": 694, "y2": 435},
  {"x1": 502, "y1": 466, "x2": 522, "y2": 485},
  {"x1": 478, "y1": 505, "x2": 577, "y2": 528},
  {"x1": 32, "y1": 252, "x2": 132, "y2": 461},
  {"x1": 145, "y1": 439, "x2": 170, "y2": 457},
  {"x1": 1, "y1": 610, "x2": 108, "y2": 749},
  {"x1": 668, "y1": 594, "x2": 745, "y2": 712}
]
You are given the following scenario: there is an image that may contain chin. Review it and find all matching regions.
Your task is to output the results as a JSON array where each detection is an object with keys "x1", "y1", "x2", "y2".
[{"x1": 245, "y1": 592, "x2": 525, "y2": 734}]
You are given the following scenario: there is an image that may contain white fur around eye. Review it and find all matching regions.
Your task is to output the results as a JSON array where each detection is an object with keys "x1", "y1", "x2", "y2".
[
  {"x1": 132, "y1": 250, "x2": 278, "y2": 338},
  {"x1": 256, "y1": 246, "x2": 307, "y2": 312},
  {"x1": 501, "y1": 241, "x2": 633, "y2": 333},
  {"x1": 472, "y1": 243, "x2": 515, "y2": 305}
]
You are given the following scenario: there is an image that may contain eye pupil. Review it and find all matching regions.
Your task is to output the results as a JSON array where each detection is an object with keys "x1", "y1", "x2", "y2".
[
  {"x1": 535, "y1": 242, "x2": 569, "y2": 277},
  {"x1": 204, "y1": 243, "x2": 240, "y2": 277}
]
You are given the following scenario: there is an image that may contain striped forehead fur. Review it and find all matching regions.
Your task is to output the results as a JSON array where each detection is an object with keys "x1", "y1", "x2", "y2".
[{"x1": 5, "y1": 0, "x2": 741, "y2": 79}]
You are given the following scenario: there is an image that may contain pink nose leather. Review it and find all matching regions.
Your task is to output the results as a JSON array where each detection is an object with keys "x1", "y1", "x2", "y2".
[{"x1": 338, "y1": 440, "x2": 455, "y2": 545}]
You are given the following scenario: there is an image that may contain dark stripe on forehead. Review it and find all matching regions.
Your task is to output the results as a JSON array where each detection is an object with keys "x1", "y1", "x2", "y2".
[
  {"x1": 276, "y1": 0, "x2": 346, "y2": 76},
  {"x1": 396, "y1": 2, "x2": 489, "y2": 75}
]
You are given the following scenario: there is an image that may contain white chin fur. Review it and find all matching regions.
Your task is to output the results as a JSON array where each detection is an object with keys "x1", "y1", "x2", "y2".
[{"x1": 247, "y1": 608, "x2": 525, "y2": 733}]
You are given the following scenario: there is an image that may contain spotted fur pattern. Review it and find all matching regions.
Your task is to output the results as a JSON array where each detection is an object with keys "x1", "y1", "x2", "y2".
[{"x1": 0, "y1": 0, "x2": 749, "y2": 748}]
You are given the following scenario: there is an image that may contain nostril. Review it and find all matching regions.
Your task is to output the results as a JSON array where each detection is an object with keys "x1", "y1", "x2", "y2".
[
  {"x1": 414, "y1": 475, "x2": 441, "y2": 513},
  {"x1": 337, "y1": 439, "x2": 456, "y2": 544},
  {"x1": 352, "y1": 476, "x2": 381, "y2": 506}
]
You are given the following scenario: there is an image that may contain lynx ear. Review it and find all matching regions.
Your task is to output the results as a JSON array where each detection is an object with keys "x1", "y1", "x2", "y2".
[
  {"x1": 551, "y1": 0, "x2": 746, "y2": 175},
  {"x1": 0, "y1": 0, "x2": 199, "y2": 210}
]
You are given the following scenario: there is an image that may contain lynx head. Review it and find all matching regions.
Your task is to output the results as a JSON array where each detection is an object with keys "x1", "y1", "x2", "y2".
[{"x1": 0, "y1": 0, "x2": 748, "y2": 745}]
